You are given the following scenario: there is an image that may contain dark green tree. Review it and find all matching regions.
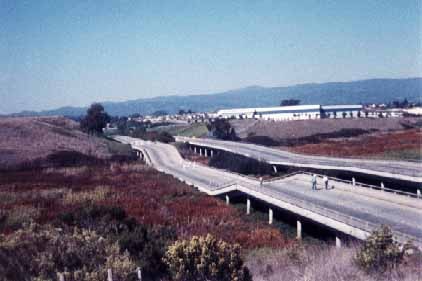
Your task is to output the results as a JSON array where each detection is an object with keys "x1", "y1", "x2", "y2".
[
  {"x1": 207, "y1": 119, "x2": 239, "y2": 140},
  {"x1": 80, "y1": 103, "x2": 110, "y2": 135}
]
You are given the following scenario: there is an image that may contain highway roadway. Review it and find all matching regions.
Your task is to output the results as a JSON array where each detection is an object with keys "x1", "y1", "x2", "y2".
[
  {"x1": 115, "y1": 136, "x2": 422, "y2": 246},
  {"x1": 176, "y1": 136, "x2": 422, "y2": 183}
]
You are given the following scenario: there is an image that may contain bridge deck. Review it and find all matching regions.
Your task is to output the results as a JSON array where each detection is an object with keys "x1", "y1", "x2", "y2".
[
  {"x1": 176, "y1": 136, "x2": 422, "y2": 182},
  {"x1": 115, "y1": 136, "x2": 422, "y2": 247}
]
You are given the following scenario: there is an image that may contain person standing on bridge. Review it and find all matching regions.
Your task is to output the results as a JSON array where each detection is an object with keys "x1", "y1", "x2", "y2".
[
  {"x1": 323, "y1": 176, "x2": 329, "y2": 190},
  {"x1": 312, "y1": 174, "x2": 317, "y2": 190}
]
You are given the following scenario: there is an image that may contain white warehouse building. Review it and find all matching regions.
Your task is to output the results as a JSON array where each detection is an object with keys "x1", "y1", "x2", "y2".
[{"x1": 215, "y1": 104, "x2": 363, "y2": 121}]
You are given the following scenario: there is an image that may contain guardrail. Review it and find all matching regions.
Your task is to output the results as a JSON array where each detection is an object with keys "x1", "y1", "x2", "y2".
[
  {"x1": 228, "y1": 181, "x2": 422, "y2": 247},
  {"x1": 121, "y1": 137, "x2": 422, "y2": 247},
  {"x1": 297, "y1": 171, "x2": 421, "y2": 199}
]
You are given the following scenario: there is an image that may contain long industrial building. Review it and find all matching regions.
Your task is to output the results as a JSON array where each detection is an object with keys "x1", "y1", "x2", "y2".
[{"x1": 215, "y1": 104, "x2": 364, "y2": 121}]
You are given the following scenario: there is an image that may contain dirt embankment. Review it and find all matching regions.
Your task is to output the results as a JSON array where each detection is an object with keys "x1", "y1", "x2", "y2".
[
  {"x1": 231, "y1": 117, "x2": 420, "y2": 140},
  {"x1": 230, "y1": 117, "x2": 422, "y2": 160},
  {"x1": 288, "y1": 129, "x2": 422, "y2": 159},
  {"x1": 0, "y1": 116, "x2": 113, "y2": 169}
]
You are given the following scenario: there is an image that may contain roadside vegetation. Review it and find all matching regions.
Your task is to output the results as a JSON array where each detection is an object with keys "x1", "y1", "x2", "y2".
[
  {"x1": 0, "y1": 145, "x2": 290, "y2": 281},
  {"x1": 1, "y1": 111, "x2": 420, "y2": 280},
  {"x1": 108, "y1": 116, "x2": 175, "y2": 143},
  {"x1": 148, "y1": 122, "x2": 209, "y2": 138}
]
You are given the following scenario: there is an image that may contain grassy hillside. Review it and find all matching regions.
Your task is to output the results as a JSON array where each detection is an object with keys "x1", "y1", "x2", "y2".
[
  {"x1": 0, "y1": 116, "x2": 132, "y2": 169},
  {"x1": 149, "y1": 122, "x2": 208, "y2": 137}
]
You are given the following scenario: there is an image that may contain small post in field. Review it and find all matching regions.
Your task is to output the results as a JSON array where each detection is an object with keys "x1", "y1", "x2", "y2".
[
  {"x1": 296, "y1": 220, "x2": 302, "y2": 240},
  {"x1": 246, "y1": 198, "x2": 251, "y2": 215},
  {"x1": 268, "y1": 208, "x2": 273, "y2": 224},
  {"x1": 336, "y1": 236, "x2": 342, "y2": 248},
  {"x1": 107, "y1": 269, "x2": 113, "y2": 281},
  {"x1": 137, "y1": 267, "x2": 142, "y2": 281}
]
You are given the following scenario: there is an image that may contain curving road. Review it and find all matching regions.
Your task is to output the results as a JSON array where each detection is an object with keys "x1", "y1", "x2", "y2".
[
  {"x1": 115, "y1": 136, "x2": 422, "y2": 246},
  {"x1": 175, "y1": 136, "x2": 422, "y2": 183}
]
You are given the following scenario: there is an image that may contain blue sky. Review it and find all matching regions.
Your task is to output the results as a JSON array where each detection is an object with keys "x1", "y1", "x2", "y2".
[{"x1": 0, "y1": 0, "x2": 420, "y2": 114}]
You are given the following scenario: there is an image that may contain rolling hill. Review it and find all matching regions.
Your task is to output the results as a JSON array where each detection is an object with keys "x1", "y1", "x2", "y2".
[{"x1": 10, "y1": 78, "x2": 422, "y2": 117}]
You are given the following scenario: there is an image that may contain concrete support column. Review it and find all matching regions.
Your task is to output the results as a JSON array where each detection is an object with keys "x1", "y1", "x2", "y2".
[
  {"x1": 273, "y1": 166, "x2": 278, "y2": 174},
  {"x1": 225, "y1": 195, "x2": 230, "y2": 205},
  {"x1": 199, "y1": 148, "x2": 202, "y2": 157},
  {"x1": 417, "y1": 189, "x2": 421, "y2": 199},
  {"x1": 352, "y1": 177, "x2": 356, "y2": 186},
  {"x1": 204, "y1": 149, "x2": 208, "y2": 157},
  {"x1": 381, "y1": 182, "x2": 385, "y2": 191},
  {"x1": 210, "y1": 150, "x2": 214, "y2": 157},
  {"x1": 269, "y1": 208, "x2": 273, "y2": 224},
  {"x1": 336, "y1": 236, "x2": 342, "y2": 248},
  {"x1": 194, "y1": 147, "x2": 197, "y2": 154},
  {"x1": 296, "y1": 220, "x2": 302, "y2": 240},
  {"x1": 246, "y1": 198, "x2": 251, "y2": 215}
]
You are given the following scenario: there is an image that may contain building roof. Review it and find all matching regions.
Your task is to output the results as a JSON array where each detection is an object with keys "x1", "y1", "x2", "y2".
[
  {"x1": 217, "y1": 105, "x2": 321, "y2": 115},
  {"x1": 321, "y1": 105, "x2": 363, "y2": 110}
]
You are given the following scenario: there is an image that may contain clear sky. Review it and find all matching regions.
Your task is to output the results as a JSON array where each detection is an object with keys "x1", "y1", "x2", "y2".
[{"x1": 0, "y1": 0, "x2": 420, "y2": 114}]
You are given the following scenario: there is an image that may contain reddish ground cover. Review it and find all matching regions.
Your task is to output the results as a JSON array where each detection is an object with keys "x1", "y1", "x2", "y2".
[
  {"x1": 0, "y1": 163, "x2": 290, "y2": 249},
  {"x1": 287, "y1": 129, "x2": 422, "y2": 159}
]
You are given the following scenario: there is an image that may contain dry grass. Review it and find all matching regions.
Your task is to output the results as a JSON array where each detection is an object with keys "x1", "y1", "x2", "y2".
[
  {"x1": 0, "y1": 116, "x2": 112, "y2": 168},
  {"x1": 231, "y1": 117, "x2": 421, "y2": 140},
  {"x1": 246, "y1": 244, "x2": 422, "y2": 281},
  {"x1": 62, "y1": 185, "x2": 115, "y2": 205}
]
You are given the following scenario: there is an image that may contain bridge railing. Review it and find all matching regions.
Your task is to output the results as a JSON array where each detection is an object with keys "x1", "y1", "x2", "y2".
[
  {"x1": 295, "y1": 171, "x2": 421, "y2": 199},
  {"x1": 230, "y1": 181, "x2": 422, "y2": 247}
]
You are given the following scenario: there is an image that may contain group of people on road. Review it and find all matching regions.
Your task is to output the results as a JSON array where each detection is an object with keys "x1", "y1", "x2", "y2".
[{"x1": 312, "y1": 174, "x2": 330, "y2": 190}]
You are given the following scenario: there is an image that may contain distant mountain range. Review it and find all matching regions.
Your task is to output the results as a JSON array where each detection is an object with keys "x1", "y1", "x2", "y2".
[{"x1": 9, "y1": 78, "x2": 422, "y2": 117}]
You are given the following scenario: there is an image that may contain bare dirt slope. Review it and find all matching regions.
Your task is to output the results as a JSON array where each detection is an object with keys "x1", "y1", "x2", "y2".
[
  {"x1": 231, "y1": 117, "x2": 420, "y2": 140},
  {"x1": 0, "y1": 116, "x2": 112, "y2": 168}
]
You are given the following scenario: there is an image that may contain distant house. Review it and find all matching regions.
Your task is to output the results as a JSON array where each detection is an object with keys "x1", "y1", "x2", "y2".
[{"x1": 215, "y1": 104, "x2": 363, "y2": 121}]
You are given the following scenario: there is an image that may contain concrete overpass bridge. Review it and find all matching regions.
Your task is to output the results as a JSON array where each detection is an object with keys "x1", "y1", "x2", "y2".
[
  {"x1": 175, "y1": 136, "x2": 422, "y2": 192},
  {"x1": 115, "y1": 136, "x2": 422, "y2": 248}
]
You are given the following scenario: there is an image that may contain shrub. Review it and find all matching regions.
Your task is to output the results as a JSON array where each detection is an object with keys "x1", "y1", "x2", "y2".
[
  {"x1": 245, "y1": 135, "x2": 279, "y2": 146},
  {"x1": 0, "y1": 223, "x2": 136, "y2": 281},
  {"x1": 58, "y1": 204, "x2": 175, "y2": 280},
  {"x1": 164, "y1": 234, "x2": 252, "y2": 281},
  {"x1": 355, "y1": 225, "x2": 405, "y2": 272},
  {"x1": 156, "y1": 131, "x2": 175, "y2": 143}
]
